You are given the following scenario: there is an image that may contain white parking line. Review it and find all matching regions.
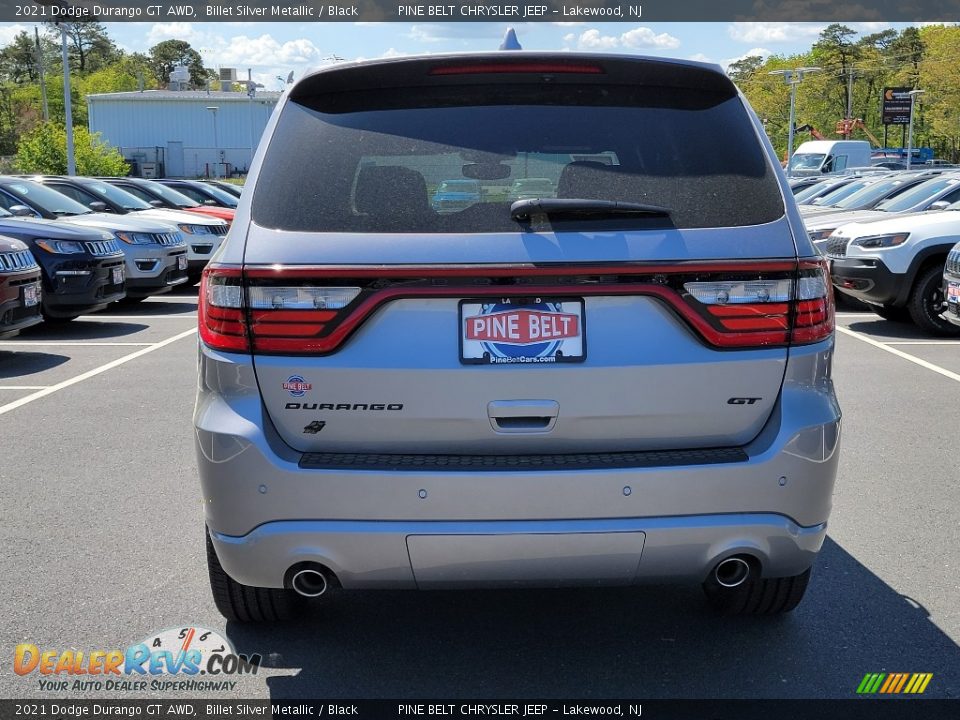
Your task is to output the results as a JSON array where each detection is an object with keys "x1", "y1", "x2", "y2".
[
  {"x1": 836, "y1": 313, "x2": 877, "y2": 318},
  {"x1": 0, "y1": 328, "x2": 197, "y2": 417},
  {"x1": 884, "y1": 341, "x2": 960, "y2": 346},
  {"x1": 837, "y1": 326, "x2": 960, "y2": 384},
  {"x1": 0, "y1": 342, "x2": 154, "y2": 347},
  {"x1": 80, "y1": 315, "x2": 196, "y2": 320}
]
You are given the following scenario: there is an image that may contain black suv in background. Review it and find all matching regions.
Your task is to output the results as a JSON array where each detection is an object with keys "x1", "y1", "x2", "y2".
[
  {"x1": 0, "y1": 235, "x2": 43, "y2": 338},
  {"x1": 0, "y1": 209, "x2": 125, "y2": 320}
]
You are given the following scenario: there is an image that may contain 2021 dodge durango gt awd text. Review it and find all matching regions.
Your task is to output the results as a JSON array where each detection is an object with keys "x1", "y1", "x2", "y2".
[{"x1": 195, "y1": 53, "x2": 842, "y2": 622}]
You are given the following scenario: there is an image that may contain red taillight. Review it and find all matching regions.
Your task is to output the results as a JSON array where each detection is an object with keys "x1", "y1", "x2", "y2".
[
  {"x1": 682, "y1": 259, "x2": 834, "y2": 347},
  {"x1": 198, "y1": 267, "x2": 248, "y2": 352},
  {"x1": 791, "y1": 260, "x2": 835, "y2": 344},
  {"x1": 429, "y1": 63, "x2": 604, "y2": 76},
  {"x1": 198, "y1": 260, "x2": 834, "y2": 356}
]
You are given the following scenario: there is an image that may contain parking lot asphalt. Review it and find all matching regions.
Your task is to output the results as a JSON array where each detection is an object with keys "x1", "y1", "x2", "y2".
[{"x1": 0, "y1": 289, "x2": 957, "y2": 701}]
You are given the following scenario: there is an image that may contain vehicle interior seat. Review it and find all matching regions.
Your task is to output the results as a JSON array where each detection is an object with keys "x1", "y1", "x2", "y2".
[{"x1": 354, "y1": 165, "x2": 433, "y2": 230}]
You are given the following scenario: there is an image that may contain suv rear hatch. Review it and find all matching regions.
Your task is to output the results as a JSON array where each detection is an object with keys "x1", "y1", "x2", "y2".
[{"x1": 202, "y1": 55, "x2": 832, "y2": 454}]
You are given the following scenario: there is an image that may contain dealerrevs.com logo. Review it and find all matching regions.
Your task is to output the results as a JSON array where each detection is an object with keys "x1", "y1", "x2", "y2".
[{"x1": 14, "y1": 626, "x2": 260, "y2": 692}]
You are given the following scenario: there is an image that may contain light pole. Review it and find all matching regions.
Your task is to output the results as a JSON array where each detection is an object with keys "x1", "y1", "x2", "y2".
[
  {"x1": 905, "y1": 89, "x2": 925, "y2": 170},
  {"x1": 55, "y1": 23, "x2": 76, "y2": 176},
  {"x1": 768, "y1": 66, "x2": 821, "y2": 173},
  {"x1": 206, "y1": 106, "x2": 219, "y2": 179}
]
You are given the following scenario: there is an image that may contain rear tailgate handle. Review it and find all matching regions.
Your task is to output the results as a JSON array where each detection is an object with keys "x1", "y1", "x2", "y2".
[{"x1": 487, "y1": 400, "x2": 559, "y2": 433}]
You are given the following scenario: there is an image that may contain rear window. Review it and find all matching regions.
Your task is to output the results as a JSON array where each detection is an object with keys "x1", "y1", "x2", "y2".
[{"x1": 252, "y1": 82, "x2": 784, "y2": 232}]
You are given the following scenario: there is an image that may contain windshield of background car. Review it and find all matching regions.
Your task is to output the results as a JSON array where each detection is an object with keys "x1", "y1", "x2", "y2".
[
  {"x1": 86, "y1": 181, "x2": 153, "y2": 210},
  {"x1": 141, "y1": 182, "x2": 200, "y2": 207},
  {"x1": 789, "y1": 153, "x2": 825, "y2": 171},
  {"x1": 830, "y1": 178, "x2": 912, "y2": 209},
  {"x1": 812, "y1": 179, "x2": 873, "y2": 206},
  {"x1": 252, "y1": 82, "x2": 784, "y2": 232},
  {"x1": 193, "y1": 183, "x2": 238, "y2": 207},
  {"x1": 793, "y1": 180, "x2": 834, "y2": 203},
  {"x1": 875, "y1": 177, "x2": 959, "y2": 212},
  {"x1": 3, "y1": 181, "x2": 92, "y2": 215}
]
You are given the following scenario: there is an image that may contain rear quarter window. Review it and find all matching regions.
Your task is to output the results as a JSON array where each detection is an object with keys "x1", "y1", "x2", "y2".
[{"x1": 253, "y1": 78, "x2": 784, "y2": 232}]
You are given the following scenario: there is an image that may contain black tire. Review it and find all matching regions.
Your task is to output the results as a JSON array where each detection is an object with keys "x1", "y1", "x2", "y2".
[
  {"x1": 871, "y1": 304, "x2": 911, "y2": 322},
  {"x1": 206, "y1": 530, "x2": 305, "y2": 622},
  {"x1": 703, "y1": 565, "x2": 811, "y2": 616},
  {"x1": 907, "y1": 264, "x2": 960, "y2": 336}
]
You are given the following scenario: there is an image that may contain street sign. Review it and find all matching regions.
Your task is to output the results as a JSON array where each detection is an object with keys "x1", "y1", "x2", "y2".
[{"x1": 882, "y1": 87, "x2": 913, "y2": 125}]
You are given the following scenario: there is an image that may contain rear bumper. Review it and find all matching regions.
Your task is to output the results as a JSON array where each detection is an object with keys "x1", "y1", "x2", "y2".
[
  {"x1": 210, "y1": 514, "x2": 826, "y2": 590},
  {"x1": 196, "y1": 339, "x2": 842, "y2": 590}
]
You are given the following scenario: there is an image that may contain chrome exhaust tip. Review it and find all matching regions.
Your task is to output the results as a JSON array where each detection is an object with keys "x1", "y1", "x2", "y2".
[
  {"x1": 713, "y1": 557, "x2": 752, "y2": 588},
  {"x1": 291, "y1": 568, "x2": 329, "y2": 597}
]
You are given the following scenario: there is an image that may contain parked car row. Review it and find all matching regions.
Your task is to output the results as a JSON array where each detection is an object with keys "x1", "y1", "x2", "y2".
[
  {"x1": 800, "y1": 169, "x2": 960, "y2": 335},
  {"x1": 0, "y1": 176, "x2": 236, "y2": 337}
]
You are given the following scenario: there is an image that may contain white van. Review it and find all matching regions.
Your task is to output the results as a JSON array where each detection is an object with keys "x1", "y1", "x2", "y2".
[{"x1": 788, "y1": 140, "x2": 872, "y2": 176}]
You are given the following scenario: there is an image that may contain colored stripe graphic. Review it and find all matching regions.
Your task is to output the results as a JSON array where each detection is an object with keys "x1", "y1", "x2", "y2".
[{"x1": 857, "y1": 673, "x2": 932, "y2": 694}]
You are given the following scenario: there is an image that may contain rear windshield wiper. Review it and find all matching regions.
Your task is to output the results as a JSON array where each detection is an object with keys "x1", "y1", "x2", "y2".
[{"x1": 510, "y1": 198, "x2": 671, "y2": 222}]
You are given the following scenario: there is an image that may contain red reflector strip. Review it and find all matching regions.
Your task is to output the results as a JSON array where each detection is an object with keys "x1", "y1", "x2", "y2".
[
  {"x1": 707, "y1": 303, "x2": 790, "y2": 317},
  {"x1": 250, "y1": 309, "x2": 338, "y2": 323},
  {"x1": 429, "y1": 63, "x2": 604, "y2": 76},
  {"x1": 717, "y1": 317, "x2": 789, "y2": 332}
]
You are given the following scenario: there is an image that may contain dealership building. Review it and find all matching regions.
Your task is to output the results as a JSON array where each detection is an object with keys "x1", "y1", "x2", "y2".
[{"x1": 87, "y1": 86, "x2": 281, "y2": 179}]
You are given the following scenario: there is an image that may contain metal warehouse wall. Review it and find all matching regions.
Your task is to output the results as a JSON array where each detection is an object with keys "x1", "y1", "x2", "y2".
[{"x1": 87, "y1": 92, "x2": 280, "y2": 178}]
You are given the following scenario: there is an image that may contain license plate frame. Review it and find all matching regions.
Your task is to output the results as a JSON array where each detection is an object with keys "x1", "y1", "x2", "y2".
[
  {"x1": 459, "y1": 297, "x2": 586, "y2": 366},
  {"x1": 111, "y1": 267, "x2": 123, "y2": 285},
  {"x1": 177, "y1": 255, "x2": 187, "y2": 271}
]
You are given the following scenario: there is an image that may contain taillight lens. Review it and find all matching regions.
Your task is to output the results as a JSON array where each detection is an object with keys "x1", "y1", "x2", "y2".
[
  {"x1": 791, "y1": 260, "x2": 835, "y2": 344},
  {"x1": 682, "y1": 260, "x2": 834, "y2": 346},
  {"x1": 247, "y1": 286, "x2": 360, "y2": 352},
  {"x1": 198, "y1": 266, "x2": 363, "y2": 353},
  {"x1": 198, "y1": 267, "x2": 248, "y2": 352}
]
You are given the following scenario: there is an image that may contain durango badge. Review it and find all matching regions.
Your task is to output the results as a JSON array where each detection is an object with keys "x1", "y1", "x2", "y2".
[
  {"x1": 461, "y1": 299, "x2": 586, "y2": 365},
  {"x1": 283, "y1": 375, "x2": 312, "y2": 397}
]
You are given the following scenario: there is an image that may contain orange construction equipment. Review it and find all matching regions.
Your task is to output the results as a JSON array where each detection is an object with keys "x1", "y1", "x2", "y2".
[
  {"x1": 836, "y1": 118, "x2": 881, "y2": 147},
  {"x1": 794, "y1": 124, "x2": 827, "y2": 140}
]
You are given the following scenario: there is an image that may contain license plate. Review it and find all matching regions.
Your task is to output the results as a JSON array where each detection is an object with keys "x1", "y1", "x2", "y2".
[
  {"x1": 460, "y1": 298, "x2": 586, "y2": 365},
  {"x1": 949, "y1": 281, "x2": 960, "y2": 315},
  {"x1": 23, "y1": 283, "x2": 39, "y2": 307},
  {"x1": 177, "y1": 255, "x2": 187, "y2": 271},
  {"x1": 111, "y1": 267, "x2": 123, "y2": 285}
]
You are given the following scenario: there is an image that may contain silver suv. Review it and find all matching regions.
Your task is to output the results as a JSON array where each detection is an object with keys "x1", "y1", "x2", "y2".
[{"x1": 196, "y1": 53, "x2": 841, "y2": 621}]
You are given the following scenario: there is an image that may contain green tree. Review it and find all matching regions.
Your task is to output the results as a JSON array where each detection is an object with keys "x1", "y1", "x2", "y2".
[
  {"x1": 44, "y1": 22, "x2": 119, "y2": 74},
  {"x1": 0, "y1": 31, "x2": 43, "y2": 84},
  {"x1": 147, "y1": 40, "x2": 210, "y2": 89},
  {"x1": 14, "y1": 122, "x2": 128, "y2": 175},
  {"x1": 727, "y1": 55, "x2": 766, "y2": 84}
]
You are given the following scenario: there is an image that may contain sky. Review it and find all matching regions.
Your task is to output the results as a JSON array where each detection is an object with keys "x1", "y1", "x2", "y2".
[{"x1": 0, "y1": 21, "x2": 929, "y2": 90}]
